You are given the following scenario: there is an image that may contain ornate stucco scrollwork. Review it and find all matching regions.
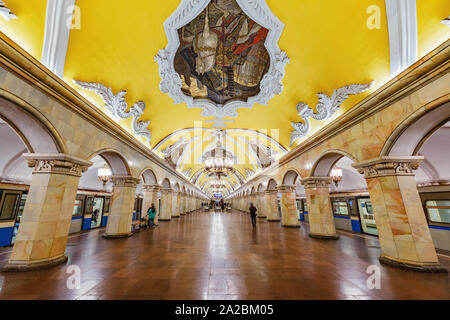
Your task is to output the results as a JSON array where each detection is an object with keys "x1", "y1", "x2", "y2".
[
  {"x1": 73, "y1": 81, "x2": 151, "y2": 145},
  {"x1": 24, "y1": 153, "x2": 92, "y2": 177},
  {"x1": 290, "y1": 82, "x2": 374, "y2": 146},
  {"x1": 352, "y1": 156, "x2": 424, "y2": 179},
  {"x1": 276, "y1": 184, "x2": 296, "y2": 192},
  {"x1": 301, "y1": 177, "x2": 332, "y2": 189},
  {"x1": 143, "y1": 184, "x2": 161, "y2": 192},
  {"x1": 0, "y1": 2, "x2": 18, "y2": 21}
]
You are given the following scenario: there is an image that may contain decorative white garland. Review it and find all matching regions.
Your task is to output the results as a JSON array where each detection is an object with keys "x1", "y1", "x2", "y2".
[
  {"x1": 73, "y1": 80, "x2": 151, "y2": 145},
  {"x1": 155, "y1": 0, "x2": 289, "y2": 127},
  {"x1": 0, "y1": 1, "x2": 17, "y2": 21},
  {"x1": 290, "y1": 82, "x2": 374, "y2": 146}
]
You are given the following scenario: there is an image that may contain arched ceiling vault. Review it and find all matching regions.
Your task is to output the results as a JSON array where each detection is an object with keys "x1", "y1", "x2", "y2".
[{"x1": 1, "y1": 0, "x2": 448, "y2": 195}]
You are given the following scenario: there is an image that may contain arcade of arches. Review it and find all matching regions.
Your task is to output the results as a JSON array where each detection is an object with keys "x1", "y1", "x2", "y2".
[{"x1": 0, "y1": 0, "x2": 448, "y2": 300}]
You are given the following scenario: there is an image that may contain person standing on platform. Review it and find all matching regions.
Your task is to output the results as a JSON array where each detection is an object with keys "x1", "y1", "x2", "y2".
[
  {"x1": 249, "y1": 203, "x2": 257, "y2": 227},
  {"x1": 147, "y1": 204, "x2": 156, "y2": 228}
]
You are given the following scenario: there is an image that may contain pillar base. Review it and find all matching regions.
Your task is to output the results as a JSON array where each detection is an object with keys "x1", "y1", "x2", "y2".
[
  {"x1": 257, "y1": 216, "x2": 267, "y2": 219},
  {"x1": 379, "y1": 255, "x2": 448, "y2": 273},
  {"x1": 158, "y1": 219, "x2": 171, "y2": 221},
  {"x1": 103, "y1": 233, "x2": 133, "y2": 239},
  {"x1": 171, "y1": 216, "x2": 180, "y2": 218},
  {"x1": 309, "y1": 233, "x2": 340, "y2": 240},
  {"x1": 2, "y1": 254, "x2": 68, "y2": 272},
  {"x1": 282, "y1": 225, "x2": 300, "y2": 228},
  {"x1": 267, "y1": 219, "x2": 280, "y2": 222}
]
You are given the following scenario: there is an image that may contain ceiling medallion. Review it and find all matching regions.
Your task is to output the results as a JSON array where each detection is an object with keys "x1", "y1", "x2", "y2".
[{"x1": 155, "y1": 0, "x2": 289, "y2": 128}]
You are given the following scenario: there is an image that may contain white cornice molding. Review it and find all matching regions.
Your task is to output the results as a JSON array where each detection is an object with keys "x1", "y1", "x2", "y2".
[
  {"x1": 385, "y1": 0, "x2": 418, "y2": 77},
  {"x1": 290, "y1": 82, "x2": 374, "y2": 146},
  {"x1": 73, "y1": 81, "x2": 151, "y2": 145},
  {"x1": 155, "y1": 0, "x2": 289, "y2": 127},
  {"x1": 41, "y1": 0, "x2": 75, "y2": 78},
  {"x1": 0, "y1": 1, "x2": 17, "y2": 21}
]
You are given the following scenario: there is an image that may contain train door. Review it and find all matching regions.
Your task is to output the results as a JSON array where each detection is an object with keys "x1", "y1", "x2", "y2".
[
  {"x1": 296, "y1": 199, "x2": 304, "y2": 221},
  {"x1": 91, "y1": 197, "x2": 105, "y2": 229},
  {"x1": 357, "y1": 197, "x2": 378, "y2": 236},
  {"x1": 0, "y1": 190, "x2": 22, "y2": 246},
  {"x1": 70, "y1": 195, "x2": 85, "y2": 234},
  {"x1": 11, "y1": 192, "x2": 27, "y2": 245}
]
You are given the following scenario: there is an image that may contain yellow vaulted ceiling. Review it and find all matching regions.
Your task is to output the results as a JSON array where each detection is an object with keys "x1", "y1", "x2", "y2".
[{"x1": 0, "y1": 0, "x2": 449, "y2": 192}]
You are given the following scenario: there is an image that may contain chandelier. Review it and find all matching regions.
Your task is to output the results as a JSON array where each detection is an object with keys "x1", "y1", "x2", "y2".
[
  {"x1": 331, "y1": 167, "x2": 343, "y2": 187},
  {"x1": 98, "y1": 164, "x2": 112, "y2": 186},
  {"x1": 203, "y1": 131, "x2": 234, "y2": 177}
]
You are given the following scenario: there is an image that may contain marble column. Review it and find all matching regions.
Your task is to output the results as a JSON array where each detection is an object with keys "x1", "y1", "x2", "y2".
[
  {"x1": 104, "y1": 175, "x2": 140, "y2": 239},
  {"x1": 277, "y1": 185, "x2": 300, "y2": 228},
  {"x1": 265, "y1": 190, "x2": 280, "y2": 222},
  {"x1": 256, "y1": 192, "x2": 267, "y2": 218},
  {"x1": 3, "y1": 154, "x2": 91, "y2": 271},
  {"x1": 172, "y1": 191, "x2": 180, "y2": 218},
  {"x1": 354, "y1": 156, "x2": 446, "y2": 272},
  {"x1": 159, "y1": 188, "x2": 173, "y2": 221},
  {"x1": 301, "y1": 177, "x2": 338, "y2": 240},
  {"x1": 180, "y1": 192, "x2": 186, "y2": 215}
]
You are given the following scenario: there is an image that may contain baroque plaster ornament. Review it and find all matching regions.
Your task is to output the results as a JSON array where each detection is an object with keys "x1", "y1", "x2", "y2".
[
  {"x1": 290, "y1": 82, "x2": 374, "y2": 146},
  {"x1": 249, "y1": 139, "x2": 278, "y2": 169},
  {"x1": 155, "y1": 0, "x2": 289, "y2": 127},
  {"x1": 161, "y1": 137, "x2": 189, "y2": 168},
  {"x1": 441, "y1": 17, "x2": 450, "y2": 27},
  {"x1": 182, "y1": 168, "x2": 193, "y2": 177},
  {"x1": 73, "y1": 81, "x2": 151, "y2": 145},
  {"x1": 0, "y1": 1, "x2": 17, "y2": 21},
  {"x1": 245, "y1": 169, "x2": 255, "y2": 179}
]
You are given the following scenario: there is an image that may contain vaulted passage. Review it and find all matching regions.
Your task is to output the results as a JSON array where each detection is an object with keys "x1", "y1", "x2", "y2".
[{"x1": 0, "y1": 211, "x2": 448, "y2": 300}]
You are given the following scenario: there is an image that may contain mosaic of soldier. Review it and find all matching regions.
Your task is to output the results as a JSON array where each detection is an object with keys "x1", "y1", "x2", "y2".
[{"x1": 175, "y1": 0, "x2": 271, "y2": 105}]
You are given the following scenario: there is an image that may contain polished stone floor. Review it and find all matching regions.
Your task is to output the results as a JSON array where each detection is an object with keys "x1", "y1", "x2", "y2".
[{"x1": 0, "y1": 210, "x2": 449, "y2": 300}]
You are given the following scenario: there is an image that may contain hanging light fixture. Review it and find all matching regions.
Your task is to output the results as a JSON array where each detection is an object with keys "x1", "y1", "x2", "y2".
[
  {"x1": 98, "y1": 164, "x2": 112, "y2": 186},
  {"x1": 331, "y1": 167, "x2": 343, "y2": 187},
  {"x1": 203, "y1": 130, "x2": 234, "y2": 178}
]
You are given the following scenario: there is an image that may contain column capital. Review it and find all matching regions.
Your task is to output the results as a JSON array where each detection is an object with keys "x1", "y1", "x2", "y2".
[
  {"x1": 353, "y1": 156, "x2": 424, "y2": 179},
  {"x1": 161, "y1": 187, "x2": 173, "y2": 194},
  {"x1": 265, "y1": 189, "x2": 277, "y2": 195},
  {"x1": 301, "y1": 177, "x2": 332, "y2": 189},
  {"x1": 276, "y1": 185, "x2": 296, "y2": 192},
  {"x1": 24, "y1": 153, "x2": 92, "y2": 177},
  {"x1": 111, "y1": 175, "x2": 140, "y2": 187},
  {"x1": 143, "y1": 184, "x2": 160, "y2": 192}
]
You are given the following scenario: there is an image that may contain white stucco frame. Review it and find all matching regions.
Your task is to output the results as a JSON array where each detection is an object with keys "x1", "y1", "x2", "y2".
[{"x1": 155, "y1": 0, "x2": 289, "y2": 127}]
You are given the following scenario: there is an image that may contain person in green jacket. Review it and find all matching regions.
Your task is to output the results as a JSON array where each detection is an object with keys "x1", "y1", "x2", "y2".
[{"x1": 147, "y1": 204, "x2": 156, "y2": 228}]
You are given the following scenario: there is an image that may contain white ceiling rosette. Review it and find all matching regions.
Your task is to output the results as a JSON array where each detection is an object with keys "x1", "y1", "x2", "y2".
[{"x1": 155, "y1": 0, "x2": 289, "y2": 127}]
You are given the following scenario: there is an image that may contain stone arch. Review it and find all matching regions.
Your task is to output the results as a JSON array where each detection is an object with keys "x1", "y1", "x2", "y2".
[
  {"x1": 162, "y1": 178, "x2": 171, "y2": 189},
  {"x1": 88, "y1": 149, "x2": 131, "y2": 176},
  {"x1": 282, "y1": 169, "x2": 301, "y2": 186},
  {"x1": 0, "y1": 92, "x2": 65, "y2": 153},
  {"x1": 173, "y1": 182, "x2": 180, "y2": 192},
  {"x1": 140, "y1": 168, "x2": 158, "y2": 185},
  {"x1": 257, "y1": 183, "x2": 265, "y2": 192},
  {"x1": 311, "y1": 149, "x2": 357, "y2": 177},
  {"x1": 381, "y1": 99, "x2": 450, "y2": 156},
  {"x1": 266, "y1": 178, "x2": 278, "y2": 191},
  {"x1": 251, "y1": 186, "x2": 256, "y2": 194}
]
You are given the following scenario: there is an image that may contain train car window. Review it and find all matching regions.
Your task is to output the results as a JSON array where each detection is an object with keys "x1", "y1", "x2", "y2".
[
  {"x1": 0, "y1": 193, "x2": 20, "y2": 220},
  {"x1": 425, "y1": 200, "x2": 450, "y2": 224},
  {"x1": 104, "y1": 197, "x2": 111, "y2": 213},
  {"x1": 332, "y1": 200, "x2": 350, "y2": 216},
  {"x1": 72, "y1": 199, "x2": 84, "y2": 217},
  {"x1": 85, "y1": 196, "x2": 94, "y2": 214},
  {"x1": 303, "y1": 200, "x2": 308, "y2": 212}
]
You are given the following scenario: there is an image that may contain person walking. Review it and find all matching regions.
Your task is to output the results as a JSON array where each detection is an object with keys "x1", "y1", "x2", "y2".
[
  {"x1": 147, "y1": 204, "x2": 156, "y2": 228},
  {"x1": 249, "y1": 203, "x2": 257, "y2": 227}
]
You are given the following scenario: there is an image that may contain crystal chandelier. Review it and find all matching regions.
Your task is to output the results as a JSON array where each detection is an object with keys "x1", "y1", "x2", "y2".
[
  {"x1": 98, "y1": 164, "x2": 112, "y2": 186},
  {"x1": 331, "y1": 167, "x2": 343, "y2": 187},
  {"x1": 203, "y1": 131, "x2": 234, "y2": 177}
]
